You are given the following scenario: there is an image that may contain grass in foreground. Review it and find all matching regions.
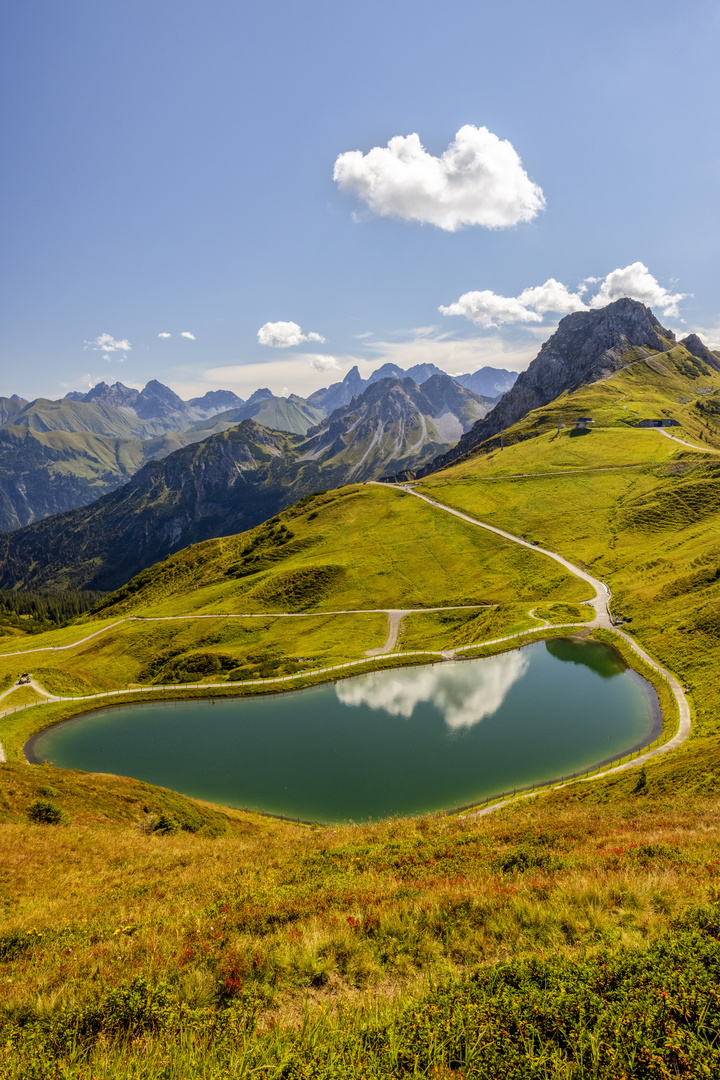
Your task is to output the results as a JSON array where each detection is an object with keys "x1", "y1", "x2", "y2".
[{"x1": 1, "y1": 737, "x2": 720, "y2": 1078}]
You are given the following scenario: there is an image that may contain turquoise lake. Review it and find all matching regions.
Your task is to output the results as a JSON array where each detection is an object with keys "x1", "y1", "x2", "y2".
[{"x1": 29, "y1": 639, "x2": 661, "y2": 823}]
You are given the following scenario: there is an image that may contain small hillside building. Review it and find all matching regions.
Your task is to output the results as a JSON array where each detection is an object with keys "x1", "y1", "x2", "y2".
[
  {"x1": 634, "y1": 418, "x2": 680, "y2": 428},
  {"x1": 575, "y1": 417, "x2": 594, "y2": 429}
]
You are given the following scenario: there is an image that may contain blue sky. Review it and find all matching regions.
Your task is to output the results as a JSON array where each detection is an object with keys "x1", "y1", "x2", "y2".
[{"x1": 2, "y1": 0, "x2": 719, "y2": 401}]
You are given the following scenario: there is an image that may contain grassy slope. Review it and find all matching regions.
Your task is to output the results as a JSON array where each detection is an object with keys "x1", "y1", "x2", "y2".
[
  {"x1": 1, "y1": 753, "x2": 720, "y2": 1077},
  {"x1": 479, "y1": 345, "x2": 720, "y2": 452},
  {"x1": 4, "y1": 352, "x2": 720, "y2": 1075},
  {"x1": 0, "y1": 485, "x2": 590, "y2": 735}
]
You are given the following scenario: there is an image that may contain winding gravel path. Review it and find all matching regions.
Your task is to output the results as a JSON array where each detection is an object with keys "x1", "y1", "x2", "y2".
[
  {"x1": 0, "y1": 605, "x2": 492, "y2": 661},
  {"x1": 659, "y1": 428, "x2": 720, "y2": 454},
  {"x1": 384, "y1": 484, "x2": 691, "y2": 805}
]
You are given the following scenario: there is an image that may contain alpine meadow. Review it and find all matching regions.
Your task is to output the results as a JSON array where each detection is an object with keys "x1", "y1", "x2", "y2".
[{"x1": 3, "y1": 2, "x2": 720, "y2": 1077}]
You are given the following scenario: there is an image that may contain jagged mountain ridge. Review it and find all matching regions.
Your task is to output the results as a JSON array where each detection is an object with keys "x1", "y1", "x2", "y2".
[
  {"x1": 306, "y1": 363, "x2": 510, "y2": 416},
  {"x1": 0, "y1": 374, "x2": 491, "y2": 590},
  {"x1": 301, "y1": 374, "x2": 489, "y2": 480},
  {"x1": 68, "y1": 379, "x2": 247, "y2": 423}
]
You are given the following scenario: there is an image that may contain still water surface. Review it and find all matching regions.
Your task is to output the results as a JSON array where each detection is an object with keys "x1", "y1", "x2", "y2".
[{"x1": 31, "y1": 640, "x2": 661, "y2": 822}]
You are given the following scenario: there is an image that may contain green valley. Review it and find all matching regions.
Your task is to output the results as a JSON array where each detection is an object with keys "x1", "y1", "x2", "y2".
[{"x1": 3, "y1": 303, "x2": 720, "y2": 1077}]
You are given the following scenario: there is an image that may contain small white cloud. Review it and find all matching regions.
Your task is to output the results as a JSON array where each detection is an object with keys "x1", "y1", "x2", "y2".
[
  {"x1": 441, "y1": 263, "x2": 688, "y2": 328},
  {"x1": 257, "y1": 321, "x2": 326, "y2": 348},
  {"x1": 180, "y1": 331, "x2": 196, "y2": 340},
  {"x1": 278, "y1": 386, "x2": 290, "y2": 397},
  {"x1": 354, "y1": 331, "x2": 374, "y2": 340},
  {"x1": 310, "y1": 355, "x2": 341, "y2": 373},
  {"x1": 588, "y1": 262, "x2": 687, "y2": 318},
  {"x1": 84, "y1": 332, "x2": 132, "y2": 354},
  {"x1": 517, "y1": 278, "x2": 588, "y2": 315},
  {"x1": 158, "y1": 332, "x2": 171, "y2": 339},
  {"x1": 439, "y1": 278, "x2": 587, "y2": 328},
  {"x1": 333, "y1": 124, "x2": 545, "y2": 232}
]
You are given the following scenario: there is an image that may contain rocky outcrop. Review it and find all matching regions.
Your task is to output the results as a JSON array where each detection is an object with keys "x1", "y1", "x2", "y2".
[{"x1": 84, "y1": 381, "x2": 141, "y2": 411}]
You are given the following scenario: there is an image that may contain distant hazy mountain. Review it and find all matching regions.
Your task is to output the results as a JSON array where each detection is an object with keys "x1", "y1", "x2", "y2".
[
  {"x1": 454, "y1": 366, "x2": 518, "y2": 398},
  {"x1": 306, "y1": 361, "x2": 505, "y2": 417},
  {"x1": 0, "y1": 396, "x2": 29, "y2": 425},
  {"x1": 187, "y1": 389, "x2": 247, "y2": 411},
  {"x1": 66, "y1": 379, "x2": 246, "y2": 424},
  {"x1": 187, "y1": 392, "x2": 325, "y2": 438},
  {"x1": 0, "y1": 374, "x2": 491, "y2": 590}
]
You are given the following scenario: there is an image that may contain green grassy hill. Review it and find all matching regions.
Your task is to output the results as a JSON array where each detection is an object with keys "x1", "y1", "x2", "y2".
[{"x1": 3, "y1": 351, "x2": 720, "y2": 1075}]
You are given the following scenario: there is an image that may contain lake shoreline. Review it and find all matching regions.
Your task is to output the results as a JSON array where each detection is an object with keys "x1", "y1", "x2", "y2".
[{"x1": 26, "y1": 639, "x2": 664, "y2": 824}]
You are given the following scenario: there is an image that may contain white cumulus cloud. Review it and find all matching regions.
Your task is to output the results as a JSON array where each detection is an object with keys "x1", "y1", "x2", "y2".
[
  {"x1": 588, "y1": 261, "x2": 687, "y2": 318},
  {"x1": 257, "y1": 321, "x2": 326, "y2": 348},
  {"x1": 158, "y1": 332, "x2": 171, "y2": 339},
  {"x1": 180, "y1": 331, "x2": 196, "y2": 340},
  {"x1": 310, "y1": 355, "x2": 341, "y2": 373},
  {"x1": 333, "y1": 124, "x2": 545, "y2": 232},
  {"x1": 440, "y1": 263, "x2": 688, "y2": 328},
  {"x1": 439, "y1": 278, "x2": 587, "y2": 328}
]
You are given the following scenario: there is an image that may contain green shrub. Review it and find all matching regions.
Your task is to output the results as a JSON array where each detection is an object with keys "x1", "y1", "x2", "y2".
[
  {"x1": 26, "y1": 799, "x2": 68, "y2": 825},
  {"x1": 152, "y1": 813, "x2": 180, "y2": 835}
]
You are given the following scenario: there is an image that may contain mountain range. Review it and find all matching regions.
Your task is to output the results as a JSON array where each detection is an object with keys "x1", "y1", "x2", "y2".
[
  {"x1": 0, "y1": 365, "x2": 507, "y2": 531},
  {"x1": 0, "y1": 373, "x2": 492, "y2": 590},
  {"x1": 3, "y1": 300, "x2": 719, "y2": 594}
]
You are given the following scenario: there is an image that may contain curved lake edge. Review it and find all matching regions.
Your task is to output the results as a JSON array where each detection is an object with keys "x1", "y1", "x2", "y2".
[{"x1": 23, "y1": 633, "x2": 668, "y2": 822}]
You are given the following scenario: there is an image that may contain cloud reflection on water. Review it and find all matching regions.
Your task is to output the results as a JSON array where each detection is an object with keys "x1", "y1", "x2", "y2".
[{"x1": 335, "y1": 653, "x2": 529, "y2": 730}]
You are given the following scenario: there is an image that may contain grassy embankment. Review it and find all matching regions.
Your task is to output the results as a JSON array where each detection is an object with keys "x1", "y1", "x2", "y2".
[{"x1": 3, "y1": 348, "x2": 720, "y2": 1075}]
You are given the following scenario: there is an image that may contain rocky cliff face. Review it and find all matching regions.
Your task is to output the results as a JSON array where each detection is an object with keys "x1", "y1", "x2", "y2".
[
  {"x1": 681, "y1": 334, "x2": 720, "y2": 373},
  {"x1": 411, "y1": 299, "x2": 676, "y2": 477},
  {"x1": 301, "y1": 374, "x2": 490, "y2": 479}
]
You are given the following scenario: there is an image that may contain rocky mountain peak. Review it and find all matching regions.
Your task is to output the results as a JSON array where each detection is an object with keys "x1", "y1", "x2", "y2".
[
  {"x1": 245, "y1": 387, "x2": 274, "y2": 406},
  {"x1": 134, "y1": 380, "x2": 186, "y2": 419},
  {"x1": 188, "y1": 389, "x2": 246, "y2": 411},
  {"x1": 408, "y1": 298, "x2": 678, "y2": 478},
  {"x1": 84, "y1": 381, "x2": 141, "y2": 410},
  {"x1": 681, "y1": 334, "x2": 720, "y2": 372}
]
